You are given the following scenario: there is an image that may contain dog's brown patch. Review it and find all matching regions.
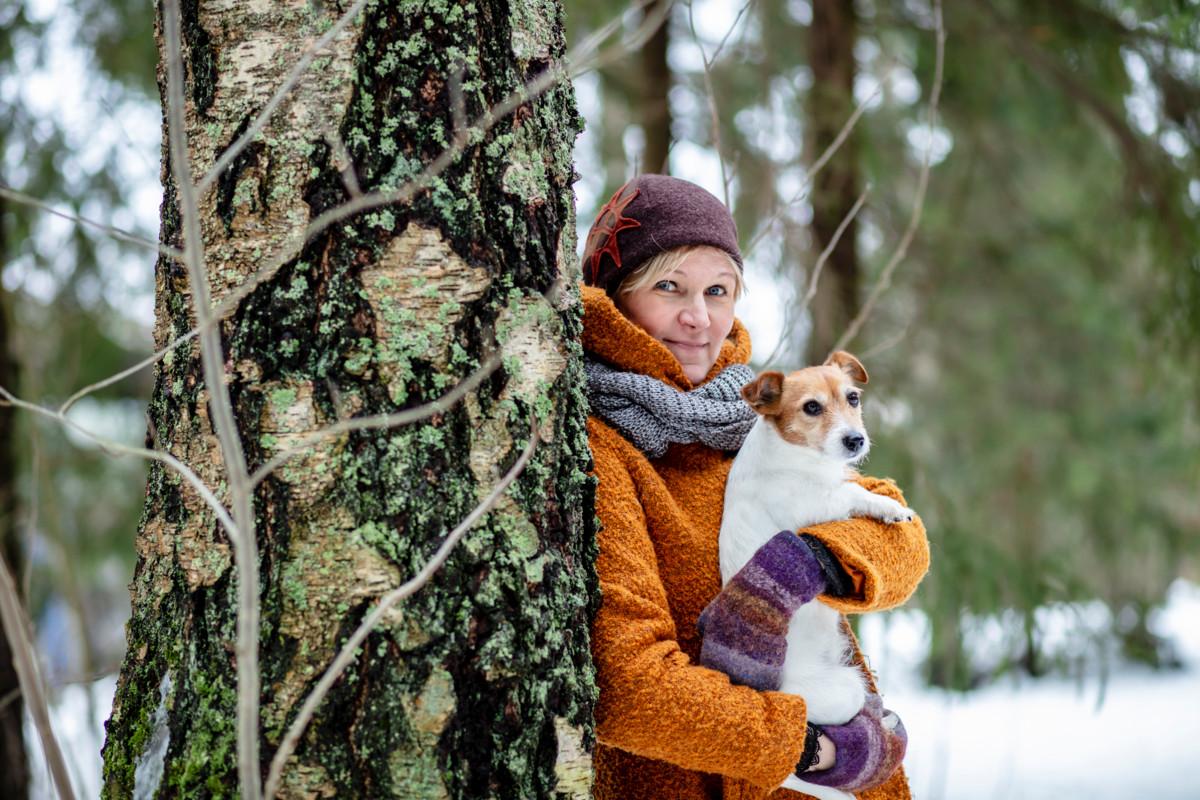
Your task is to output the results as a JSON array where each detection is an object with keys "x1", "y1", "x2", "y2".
[{"x1": 757, "y1": 363, "x2": 866, "y2": 449}]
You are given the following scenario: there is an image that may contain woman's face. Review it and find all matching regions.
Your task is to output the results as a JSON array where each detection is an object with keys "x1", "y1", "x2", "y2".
[{"x1": 616, "y1": 247, "x2": 738, "y2": 384}]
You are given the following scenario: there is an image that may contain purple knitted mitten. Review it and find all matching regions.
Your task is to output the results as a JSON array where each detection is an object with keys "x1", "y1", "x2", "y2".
[
  {"x1": 804, "y1": 693, "x2": 908, "y2": 793},
  {"x1": 697, "y1": 531, "x2": 826, "y2": 691}
]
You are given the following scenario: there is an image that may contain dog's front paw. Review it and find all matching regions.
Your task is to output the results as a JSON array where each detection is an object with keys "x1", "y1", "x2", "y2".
[
  {"x1": 865, "y1": 495, "x2": 914, "y2": 524},
  {"x1": 883, "y1": 506, "x2": 915, "y2": 524}
]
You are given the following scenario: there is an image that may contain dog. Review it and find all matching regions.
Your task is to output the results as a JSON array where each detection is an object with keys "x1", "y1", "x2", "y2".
[{"x1": 719, "y1": 351, "x2": 913, "y2": 798}]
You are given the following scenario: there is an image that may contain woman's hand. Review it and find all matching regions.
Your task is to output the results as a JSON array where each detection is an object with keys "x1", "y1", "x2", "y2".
[
  {"x1": 802, "y1": 694, "x2": 907, "y2": 792},
  {"x1": 697, "y1": 531, "x2": 826, "y2": 690},
  {"x1": 812, "y1": 731, "x2": 836, "y2": 771}
]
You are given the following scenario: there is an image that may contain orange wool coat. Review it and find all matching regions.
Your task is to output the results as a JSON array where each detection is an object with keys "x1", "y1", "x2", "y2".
[{"x1": 582, "y1": 285, "x2": 930, "y2": 800}]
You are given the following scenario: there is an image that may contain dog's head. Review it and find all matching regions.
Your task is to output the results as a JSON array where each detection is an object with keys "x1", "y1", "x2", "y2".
[{"x1": 741, "y1": 351, "x2": 871, "y2": 463}]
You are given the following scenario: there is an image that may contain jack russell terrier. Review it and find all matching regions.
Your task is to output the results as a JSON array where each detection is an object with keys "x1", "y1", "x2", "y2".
[{"x1": 719, "y1": 351, "x2": 913, "y2": 798}]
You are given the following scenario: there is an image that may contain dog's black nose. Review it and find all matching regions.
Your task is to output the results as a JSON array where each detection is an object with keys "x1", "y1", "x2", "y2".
[{"x1": 842, "y1": 434, "x2": 865, "y2": 453}]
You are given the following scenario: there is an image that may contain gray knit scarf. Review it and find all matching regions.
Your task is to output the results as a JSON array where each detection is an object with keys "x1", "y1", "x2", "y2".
[{"x1": 584, "y1": 358, "x2": 758, "y2": 458}]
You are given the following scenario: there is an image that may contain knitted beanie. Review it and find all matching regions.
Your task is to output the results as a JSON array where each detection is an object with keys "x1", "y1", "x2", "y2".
[
  {"x1": 582, "y1": 174, "x2": 743, "y2": 294},
  {"x1": 697, "y1": 531, "x2": 826, "y2": 691}
]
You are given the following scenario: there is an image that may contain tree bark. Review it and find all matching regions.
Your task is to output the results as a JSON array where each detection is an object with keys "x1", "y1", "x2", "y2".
[
  {"x1": 641, "y1": 0, "x2": 672, "y2": 174},
  {"x1": 0, "y1": 198, "x2": 29, "y2": 800},
  {"x1": 805, "y1": 0, "x2": 860, "y2": 363},
  {"x1": 102, "y1": 2, "x2": 595, "y2": 798}
]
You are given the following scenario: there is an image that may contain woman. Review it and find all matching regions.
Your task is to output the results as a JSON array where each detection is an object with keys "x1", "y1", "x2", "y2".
[{"x1": 581, "y1": 174, "x2": 930, "y2": 800}]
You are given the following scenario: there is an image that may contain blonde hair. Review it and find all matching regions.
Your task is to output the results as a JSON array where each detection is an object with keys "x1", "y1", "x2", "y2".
[{"x1": 616, "y1": 245, "x2": 746, "y2": 299}]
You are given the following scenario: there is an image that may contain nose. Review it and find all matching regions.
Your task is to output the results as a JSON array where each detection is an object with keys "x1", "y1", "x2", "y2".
[
  {"x1": 842, "y1": 433, "x2": 865, "y2": 454},
  {"x1": 679, "y1": 295, "x2": 710, "y2": 329}
]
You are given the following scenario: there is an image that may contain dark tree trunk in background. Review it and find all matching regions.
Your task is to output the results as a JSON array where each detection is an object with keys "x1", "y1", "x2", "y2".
[
  {"x1": 101, "y1": 2, "x2": 596, "y2": 798},
  {"x1": 806, "y1": 0, "x2": 860, "y2": 363},
  {"x1": 0, "y1": 197, "x2": 30, "y2": 800},
  {"x1": 641, "y1": 0, "x2": 673, "y2": 174}
]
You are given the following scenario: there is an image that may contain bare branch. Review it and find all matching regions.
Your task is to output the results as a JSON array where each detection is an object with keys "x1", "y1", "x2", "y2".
[
  {"x1": 0, "y1": 556, "x2": 78, "y2": 800},
  {"x1": 161, "y1": 2, "x2": 262, "y2": 797},
  {"x1": 686, "y1": 0, "x2": 731, "y2": 206},
  {"x1": 263, "y1": 425, "x2": 539, "y2": 800},
  {"x1": 320, "y1": 120, "x2": 363, "y2": 199},
  {"x1": 761, "y1": 185, "x2": 870, "y2": 366},
  {"x1": 709, "y1": 0, "x2": 755, "y2": 64},
  {"x1": 249, "y1": 352, "x2": 503, "y2": 487},
  {"x1": 195, "y1": 0, "x2": 371, "y2": 195},
  {"x1": 833, "y1": 0, "x2": 944, "y2": 354},
  {"x1": 0, "y1": 384, "x2": 238, "y2": 537},
  {"x1": 448, "y1": 62, "x2": 469, "y2": 143},
  {"x1": 58, "y1": 327, "x2": 201, "y2": 416},
  {"x1": 0, "y1": 185, "x2": 183, "y2": 262},
  {"x1": 743, "y1": 83, "x2": 882, "y2": 261},
  {"x1": 857, "y1": 321, "x2": 912, "y2": 361}
]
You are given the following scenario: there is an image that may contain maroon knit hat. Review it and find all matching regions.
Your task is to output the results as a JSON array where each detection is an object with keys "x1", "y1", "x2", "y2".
[{"x1": 582, "y1": 174, "x2": 743, "y2": 294}]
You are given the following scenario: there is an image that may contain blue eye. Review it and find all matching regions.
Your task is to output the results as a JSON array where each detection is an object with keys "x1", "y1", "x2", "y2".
[
  {"x1": 654, "y1": 280, "x2": 678, "y2": 291},
  {"x1": 706, "y1": 285, "x2": 728, "y2": 296}
]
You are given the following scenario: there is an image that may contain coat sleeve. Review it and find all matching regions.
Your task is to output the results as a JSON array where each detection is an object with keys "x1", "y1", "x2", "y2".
[
  {"x1": 802, "y1": 476, "x2": 931, "y2": 614},
  {"x1": 588, "y1": 423, "x2": 808, "y2": 789}
]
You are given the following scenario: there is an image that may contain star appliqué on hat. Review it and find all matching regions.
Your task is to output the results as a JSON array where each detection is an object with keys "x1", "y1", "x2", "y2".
[{"x1": 585, "y1": 184, "x2": 641, "y2": 283}]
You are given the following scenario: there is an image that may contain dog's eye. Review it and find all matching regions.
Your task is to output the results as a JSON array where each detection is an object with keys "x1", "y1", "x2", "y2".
[
  {"x1": 803, "y1": 400, "x2": 823, "y2": 416},
  {"x1": 847, "y1": 392, "x2": 860, "y2": 407}
]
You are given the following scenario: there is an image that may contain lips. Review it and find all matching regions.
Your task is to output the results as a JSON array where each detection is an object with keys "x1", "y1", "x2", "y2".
[{"x1": 665, "y1": 339, "x2": 709, "y2": 351}]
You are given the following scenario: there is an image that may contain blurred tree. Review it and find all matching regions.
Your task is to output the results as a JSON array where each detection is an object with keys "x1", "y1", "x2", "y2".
[
  {"x1": 642, "y1": 0, "x2": 673, "y2": 173},
  {"x1": 101, "y1": 1, "x2": 595, "y2": 797},
  {"x1": 806, "y1": 0, "x2": 862, "y2": 363},
  {"x1": 0, "y1": 217, "x2": 27, "y2": 800}
]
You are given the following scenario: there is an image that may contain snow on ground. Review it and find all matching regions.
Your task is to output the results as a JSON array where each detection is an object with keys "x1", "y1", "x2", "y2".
[{"x1": 27, "y1": 580, "x2": 1200, "y2": 798}]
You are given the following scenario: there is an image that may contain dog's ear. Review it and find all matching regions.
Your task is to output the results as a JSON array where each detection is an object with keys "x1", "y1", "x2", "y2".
[
  {"x1": 742, "y1": 371, "x2": 785, "y2": 415},
  {"x1": 825, "y1": 351, "x2": 868, "y2": 384}
]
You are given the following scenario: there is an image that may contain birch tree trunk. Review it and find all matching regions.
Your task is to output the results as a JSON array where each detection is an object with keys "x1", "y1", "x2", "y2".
[{"x1": 101, "y1": 2, "x2": 595, "y2": 798}]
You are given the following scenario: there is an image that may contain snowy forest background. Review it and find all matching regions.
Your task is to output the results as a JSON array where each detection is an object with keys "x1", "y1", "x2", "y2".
[{"x1": 1, "y1": 0, "x2": 1198, "y2": 797}]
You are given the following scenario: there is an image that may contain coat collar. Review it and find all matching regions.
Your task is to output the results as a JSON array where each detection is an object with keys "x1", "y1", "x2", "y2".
[{"x1": 580, "y1": 285, "x2": 752, "y2": 392}]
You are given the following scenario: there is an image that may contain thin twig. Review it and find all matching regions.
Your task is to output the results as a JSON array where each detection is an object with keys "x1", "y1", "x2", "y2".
[
  {"x1": 161, "y1": 3, "x2": 262, "y2": 798},
  {"x1": 263, "y1": 425, "x2": 539, "y2": 800},
  {"x1": 249, "y1": 352, "x2": 503, "y2": 487},
  {"x1": 58, "y1": 326, "x2": 201, "y2": 415},
  {"x1": 743, "y1": 83, "x2": 883, "y2": 261},
  {"x1": 0, "y1": 185, "x2": 183, "y2": 262},
  {"x1": 762, "y1": 185, "x2": 870, "y2": 366},
  {"x1": 857, "y1": 321, "x2": 912, "y2": 361},
  {"x1": 708, "y1": 0, "x2": 755, "y2": 64},
  {"x1": 0, "y1": 556, "x2": 78, "y2": 800},
  {"x1": 833, "y1": 0, "x2": 944, "y2": 354},
  {"x1": 0, "y1": 384, "x2": 238, "y2": 537},
  {"x1": 195, "y1": 0, "x2": 371, "y2": 195},
  {"x1": 320, "y1": 120, "x2": 363, "y2": 199},
  {"x1": 686, "y1": 0, "x2": 731, "y2": 207}
]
